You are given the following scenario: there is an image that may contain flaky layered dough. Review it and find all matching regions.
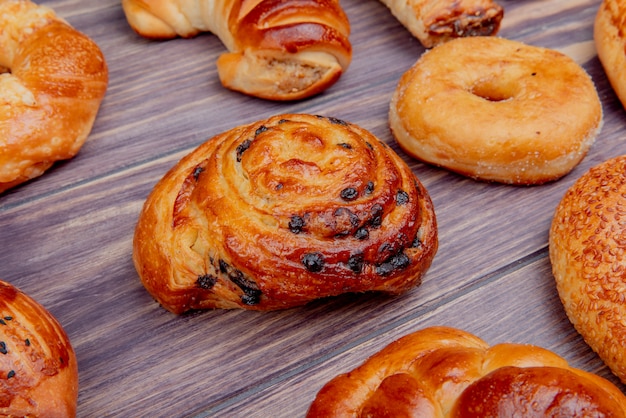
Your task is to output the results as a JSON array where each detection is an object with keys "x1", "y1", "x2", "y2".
[
  {"x1": 307, "y1": 326, "x2": 626, "y2": 417},
  {"x1": 550, "y1": 155, "x2": 626, "y2": 384},
  {"x1": 0, "y1": 280, "x2": 78, "y2": 417},
  {"x1": 595, "y1": 0, "x2": 626, "y2": 109},
  {"x1": 378, "y1": 0, "x2": 503, "y2": 48},
  {"x1": 390, "y1": 36, "x2": 603, "y2": 185},
  {"x1": 121, "y1": 0, "x2": 351, "y2": 101},
  {"x1": 133, "y1": 114, "x2": 438, "y2": 313},
  {"x1": 0, "y1": 0, "x2": 108, "y2": 194}
]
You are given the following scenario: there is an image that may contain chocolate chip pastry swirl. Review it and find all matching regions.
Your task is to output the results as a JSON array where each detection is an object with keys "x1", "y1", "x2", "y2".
[{"x1": 133, "y1": 114, "x2": 438, "y2": 313}]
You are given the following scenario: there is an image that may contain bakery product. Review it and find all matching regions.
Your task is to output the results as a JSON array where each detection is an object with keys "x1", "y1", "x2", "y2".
[
  {"x1": 0, "y1": 0, "x2": 108, "y2": 194},
  {"x1": 133, "y1": 114, "x2": 438, "y2": 313},
  {"x1": 595, "y1": 0, "x2": 626, "y2": 109},
  {"x1": 307, "y1": 326, "x2": 626, "y2": 417},
  {"x1": 389, "y1": 36, "x2": 603, "y2": 185},
  {"x1": 550, "y1": 155, "x2": 626, "y2": 384},
  {"x1": 0, "y1": 280, "x2": 78, "y2": 417},
  {"x1": 378, "y1": 0, "x2": 504, "y2": 48},
  {"x1": 121, "y1": 0, "x2": 351, "y2": 101}
]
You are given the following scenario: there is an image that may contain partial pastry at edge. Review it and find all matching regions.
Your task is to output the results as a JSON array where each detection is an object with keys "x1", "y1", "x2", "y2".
[
  {"x1": 121, "y1": 0, "x2": 351, "y2": 101},
  {"x1": 307, "y1": 326, "x2": 626, "y2": 417},
  {"x1": 595, "y1": 0, "x2": 626, "y2": 109},
  {"x1": 550, "y1": 155, "x2": 626, "y2": 384},
  {"x1": 378, "y1": 0, "x2": 504, "y2": 48},
  {"x1": 0, "y1": 280, "x2": 78, "y2": 417},
  {"x1": 133, "y1": 114, "x2": 438, "y2": 313},
  {"x1": 0, "y1": 0, "x2": 108, "y2": 193}
]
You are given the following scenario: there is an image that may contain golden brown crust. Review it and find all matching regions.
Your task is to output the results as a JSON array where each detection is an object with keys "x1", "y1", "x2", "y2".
[
  {"x1": 133, "y1": 114, "x2": 438, "y2": 313},
  {"x1": 0, "y1": 280, "x2": 78, "y2": 417},
  {"x1": 306, "y1": 326, "x2": 626, "y2": 417},
  {"x1": 379, "y1": 0, "x2": 504, "y2": 48},
  {"x1": 595, "y1": 0, "x2": 626, "y2": 109},
  {"x1": 389, "y1": 36, "x2": 603, "y2": 185},
  {"x1": 550, "y1": 155, "x2": 626, "y2": 384},
  {"x1": 121, "y1": 0, "x2": 351, "y2": 101},
  {"x1": 0, "y1": 0, "x2": 108, "y2": 194}
]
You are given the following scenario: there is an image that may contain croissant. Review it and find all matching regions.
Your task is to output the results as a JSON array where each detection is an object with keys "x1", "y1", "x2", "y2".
[
  {"x1": 121, "y1": 0, "x2": 351, "y2": 101},
  {"x1": 0, "y1": 0, "x2": 108, "y2": 194},
  {"x1": 133, "y1": 113, "x2": 438, "y2": 313},
  {"x1": 378, "y1": 0, "x2": 504, "y2": 48},
  {"x1": 0, "y1": 280, "x2": 78, "y2": 417},
  {"x1": 307, "y1": 326, "x2": 626, "y2": 417}
]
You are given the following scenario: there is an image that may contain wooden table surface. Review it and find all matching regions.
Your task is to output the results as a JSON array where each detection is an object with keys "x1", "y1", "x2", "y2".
[{"x1": 2, "y1": 0, "x2": 625, "y2": 416}]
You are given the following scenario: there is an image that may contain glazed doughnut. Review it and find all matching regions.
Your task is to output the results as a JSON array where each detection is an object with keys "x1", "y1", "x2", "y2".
[
  {"x1": 0, "y1": 0, "x2": 108, "y2": 194},
  {"x1": 595, "y1": 0, "x2": 626, "y2": 109},
  {"x1": 389, "y1": 36, "x2": 603, "y2": 185},
  {"x1": 0, "y1": 280, "x2": 78, "y2": 417},
  {"x1": 550, "y1": 155, "x2": 626, "y2": 384},
  {"x1": 307, "y1": 326, "x2": 626, "y2": 417},
  {"x1": 378, "y1": 0, "x2": 504, "y2": 48},
  {"x1": 133, "y1": 113, "x2": 438, "y2": 313}
]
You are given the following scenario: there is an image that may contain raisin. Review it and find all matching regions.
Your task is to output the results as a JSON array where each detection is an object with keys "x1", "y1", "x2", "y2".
[
  {"x1": 365, "y1": 181, "x2": 374, "y2": 195},
  {"x1": 236, "y1": 139, "x2": 252, "y2": 162},
  {"x1": 348, "y1": 254, "x2": 364, "y2": 274},
  {"x1": 192, "y1": 166, "x2": 204, "y2": 181},
  {"x1": 338, "y1": 143, "x2": 352, "y2": 149},
  {"x1": 328, "y1": 117, "x2": 348, "y2": 126},
  {"x1": 354, "y1": 227, "x2": 369, "y2": 240},
  {"x1": 196, "y1": 274, "x2": 217, "y2": 289},
  {"x1": 369, "y1": 204, "x2": 383, "y2": 228},
  {"x1": 289, "y1": 215, "x2": 306, "y2": 234},
  {"x1": 396, "y1": 190, "x2": 409, "y2": 205},
  {"x1": 255, "y1": 125, "x2": 268, "y2": 136},
  {"x1": 341, "y1": 188, "x2": 359, "y2": 201},
  {"x1": 302, "y1": 253, "x2": 325, "y2": 272}
]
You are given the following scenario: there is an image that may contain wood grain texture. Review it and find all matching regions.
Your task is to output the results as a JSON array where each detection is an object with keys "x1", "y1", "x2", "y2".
[{"x1": 1, "y1": 0, "x2": 625, "y2": 416}]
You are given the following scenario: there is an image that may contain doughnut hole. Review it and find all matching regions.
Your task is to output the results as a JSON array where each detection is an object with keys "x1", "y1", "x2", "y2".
[{"x1": 469, "y1": 77, "x2": 517, "y2": 103}]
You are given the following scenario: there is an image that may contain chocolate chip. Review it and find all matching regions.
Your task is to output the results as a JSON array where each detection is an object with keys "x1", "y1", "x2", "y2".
[{"x1": 302, "y1": 253, "x2": 325, "y2": 272}]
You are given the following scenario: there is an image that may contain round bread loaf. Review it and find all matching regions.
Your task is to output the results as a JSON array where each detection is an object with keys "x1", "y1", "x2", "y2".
[
  {"x1": 550, "y1": 155, "x2": 626, "y2": 384},
  {"x1": 0, "y1": 280, "x2": 78, "y2": 417},
  {"x1": 595, "y1": 0, "x2": 626, "y2": 109},
  {"x1": 389, "y1": 36, "x2": 603, "y2": 185},
  {"x1": 133, "y1": 113, "x2": 438, "y2": 313},
  {"x1": 307, "y1": 326, "x2": 626, "y2": 417}
]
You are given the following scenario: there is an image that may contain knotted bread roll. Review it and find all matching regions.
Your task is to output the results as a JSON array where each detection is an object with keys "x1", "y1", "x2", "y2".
[
  {"x1": 133, "y1": 114, "x2": 438, "y2": 313},
  {"x1": 307, "y1": 326, "x2": 626, "y2": 417},
  {"x1": 0, "y1": 280, "x2": 78, "y2": 417},
  {"x1": 0, "y1": 0, "x2": 108, "y2": 193},
  {"x1": 121, "y1": 0, "x2": 351, "y2": 101}
]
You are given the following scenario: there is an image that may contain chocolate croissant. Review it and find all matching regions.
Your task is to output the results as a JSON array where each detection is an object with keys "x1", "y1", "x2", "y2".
[
  {"x1": 133, "y1": 114, "x2": 438, "y2": 313},
  {"x1": 121, "y1": 0, "x2": 351, "y2": 101},
  {"x1": 307, "y1": 326, "x2": 626, "y2": 417},
  {"x1": 0, "y1": 280, "x2": 78, "y2": 417}
]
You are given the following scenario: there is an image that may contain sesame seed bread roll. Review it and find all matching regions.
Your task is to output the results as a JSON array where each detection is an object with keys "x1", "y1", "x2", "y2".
[
  {"x1": 550, "y1": 155, "x2": 626, "y2": 384},
  {"x1": 133, "y1": 114, "x2": 438, "y2": 313}
]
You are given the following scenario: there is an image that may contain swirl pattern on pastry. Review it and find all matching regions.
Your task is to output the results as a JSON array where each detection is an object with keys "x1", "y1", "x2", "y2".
[
  {"x1": 0, "y1": 280, "x2": 78, "y2": 417},
  {"x1": 133, "y1": 114, "x2": 438, "y2": 313},
  {"x1": 0, "y1": 0, "x2": 108, "y2": 193},
  {"x1": 307, "y1": 326, "x2": 626, "y2": 417}
]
